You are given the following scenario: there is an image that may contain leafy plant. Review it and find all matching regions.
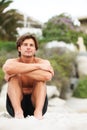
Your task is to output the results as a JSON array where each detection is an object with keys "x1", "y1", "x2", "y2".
[
  {"x1": 73, "y1": 76, "x2": 87, "y2": 98},
  {"x1": 0, "y1": 68, "x2": 5, "y2": 91},
  {"x1": 37, "y1": 46, "x2": 77, "y2": 95},
  {"x1": 0, "y1": 0, "x2": 24, "y2": 41},
  {"x1": 42, "y1": 13, "x2": 87, "y2": 48}
]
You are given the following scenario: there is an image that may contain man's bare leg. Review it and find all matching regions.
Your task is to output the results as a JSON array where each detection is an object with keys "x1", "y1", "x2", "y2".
[
  {"x1": 7, "y1": 76, "x2": 24, "y2": 118},
  {"x1": 31, "y1": 82, "x2": 46, "y2": 119}
]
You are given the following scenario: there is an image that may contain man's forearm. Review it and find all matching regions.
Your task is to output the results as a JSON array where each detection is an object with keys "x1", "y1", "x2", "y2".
[
  {"x1": 3, "y1": 61, "x2": 41, "y2": 75},
  {"x1": 25, "y1": 70, "x2": 52, "y2": 81}
]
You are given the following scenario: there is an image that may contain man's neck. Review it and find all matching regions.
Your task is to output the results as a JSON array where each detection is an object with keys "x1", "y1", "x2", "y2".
[{"x1": 19, "y1": 56, "x2": 35, "y2": 63}]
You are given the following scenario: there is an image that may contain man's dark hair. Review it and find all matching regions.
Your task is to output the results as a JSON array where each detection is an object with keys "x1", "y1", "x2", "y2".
[{"x1": 16, "y1": 33, "x2": 38, "y2": 56}]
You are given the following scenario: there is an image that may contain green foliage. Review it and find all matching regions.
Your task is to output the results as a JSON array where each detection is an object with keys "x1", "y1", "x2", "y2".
[
  {"x1": 49, "y1": 53, "x2": 76, "y2": 88},
  {"x1": 0, "y1": 40, "x2": 17, "y2": 91},
  {"x1": 0, "y1": 55, "x2": 7, "y2": 68},
  {"x1": 73, "y1": 76, "x2": 87, "y2": 98},
  {"x1": 37, "y1": 47, "x2": 77, "y2": 90},
  {"x1": 42, "y1": 13, "x2": 87, "y2": 47},
  {"x1": 0, "y1": 41, "x2": 16, "y2": 52},
  {"x1": 0, "y1": 68, "x2": 5, "y2": 91},
  {"x1": 0, "y1": 0, "x2": 24, "y2": 41},
  {"x1": 81, "y1": 33, "x2": 87, "y2": 49}
]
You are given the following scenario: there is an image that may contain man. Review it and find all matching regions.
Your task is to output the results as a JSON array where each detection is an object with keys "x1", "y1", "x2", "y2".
[{"x1": 3, "y1": 34, "x2": 54, "y2": 119}]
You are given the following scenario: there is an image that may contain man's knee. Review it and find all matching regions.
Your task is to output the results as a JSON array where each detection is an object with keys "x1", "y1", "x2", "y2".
[
  {"x1": 8, "y1": 75, "x2": 22, "y2": 85},
  {"x1": 7, "y1": 75, "x2": 22, "y2": 93}
]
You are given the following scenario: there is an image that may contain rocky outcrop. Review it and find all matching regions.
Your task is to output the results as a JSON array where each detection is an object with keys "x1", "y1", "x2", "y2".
[{"x1": 76, "y1": 52, "x2": 87, "y2": 77}]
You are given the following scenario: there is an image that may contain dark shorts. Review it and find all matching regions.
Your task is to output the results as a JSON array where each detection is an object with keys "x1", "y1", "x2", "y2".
[{"x1": 6, "y1": 94, "x2": 48, "y2": 118}]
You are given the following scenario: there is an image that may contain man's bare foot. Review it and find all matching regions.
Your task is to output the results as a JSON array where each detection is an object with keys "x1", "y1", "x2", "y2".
[
  {"x1": 15, "y1": 110, "x2": 24, "y2": 119},
  {"x1": 34, "y1": 110, "x2": 43, "y2": 120}
]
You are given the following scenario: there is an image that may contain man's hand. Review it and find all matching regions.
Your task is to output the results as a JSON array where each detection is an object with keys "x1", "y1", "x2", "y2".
[{"x1": 39, "y1": 61, "x2": 54, "y2": 76}]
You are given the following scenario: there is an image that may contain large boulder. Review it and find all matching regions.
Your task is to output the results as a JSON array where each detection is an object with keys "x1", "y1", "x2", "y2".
[
  {"x1": 47, "y1": 85, "x2": 59, "y2": 99},
  {"x1": 76, "y1": 52, "x2": 87, "y2": 77},
  {"x1": 0, "y1": 83, "x2": 8, "y2": 112}
]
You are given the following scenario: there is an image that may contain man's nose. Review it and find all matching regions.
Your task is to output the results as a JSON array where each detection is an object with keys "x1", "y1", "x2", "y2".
[{"x1": 27, "y1": 45, "x2": 30, "y2": 48}]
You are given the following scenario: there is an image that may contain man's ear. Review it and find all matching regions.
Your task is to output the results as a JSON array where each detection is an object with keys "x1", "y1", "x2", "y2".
[{"x1": 18, "y1": 46, "x2": 21, "y2": 52}]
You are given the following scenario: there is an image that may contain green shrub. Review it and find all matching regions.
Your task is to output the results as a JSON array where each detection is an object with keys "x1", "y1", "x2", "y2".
[
  {"x1": 42, "y1": 14, "x2": 87, "y2": 48},
  {"x1": 0, "y1": 68, "x2": 5, "y2": 91},
  {"x1": 73, "y1": 76, "x2": 87, "y2": 98},
  {"x1": 0, "y1": 41, "x2": 16, "y2": 52},
  {"x1": 0, "y1": 40, "x2": 17, "y2": 91},
  {"x1": 37, "y1": 47, "x2": 77, "y2": 92}
]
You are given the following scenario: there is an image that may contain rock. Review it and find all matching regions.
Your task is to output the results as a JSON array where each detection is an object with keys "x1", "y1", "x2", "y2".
[
  {"x1": 0, "y1": 83, "x2": 8, "y2": 112},
  {"x1": 47, "y1": 85, "x2": 59, "y2": 99},
  {"x1": 76, "y1": 53, "x2": 87, "y2": 77},
  {"x1": 77, "y1": 37, "x2": 86, "y2": 52}
]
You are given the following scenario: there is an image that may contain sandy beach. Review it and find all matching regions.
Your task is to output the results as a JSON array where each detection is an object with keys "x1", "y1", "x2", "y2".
[{"x1": 0, "y1": 84, "x2": 87, "y2": 130}]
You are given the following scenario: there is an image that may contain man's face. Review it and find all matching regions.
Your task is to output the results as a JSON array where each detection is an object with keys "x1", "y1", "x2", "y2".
[{"x1": 18, "y1": 38, "x2": 36, "y2": 57}]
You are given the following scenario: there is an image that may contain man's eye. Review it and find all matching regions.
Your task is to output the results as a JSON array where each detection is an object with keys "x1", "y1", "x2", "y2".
[{"x1": 30, "y1": 44, "x2": 34, "y2": 46}]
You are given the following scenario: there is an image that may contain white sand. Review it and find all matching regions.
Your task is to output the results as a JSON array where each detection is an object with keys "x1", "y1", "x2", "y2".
[
  {"x1": 0, "y1": 84, "x2": 87, "y2": 130},
  {"x1": 0, "y1": 97, "x2": 87, "y2": 130}
]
